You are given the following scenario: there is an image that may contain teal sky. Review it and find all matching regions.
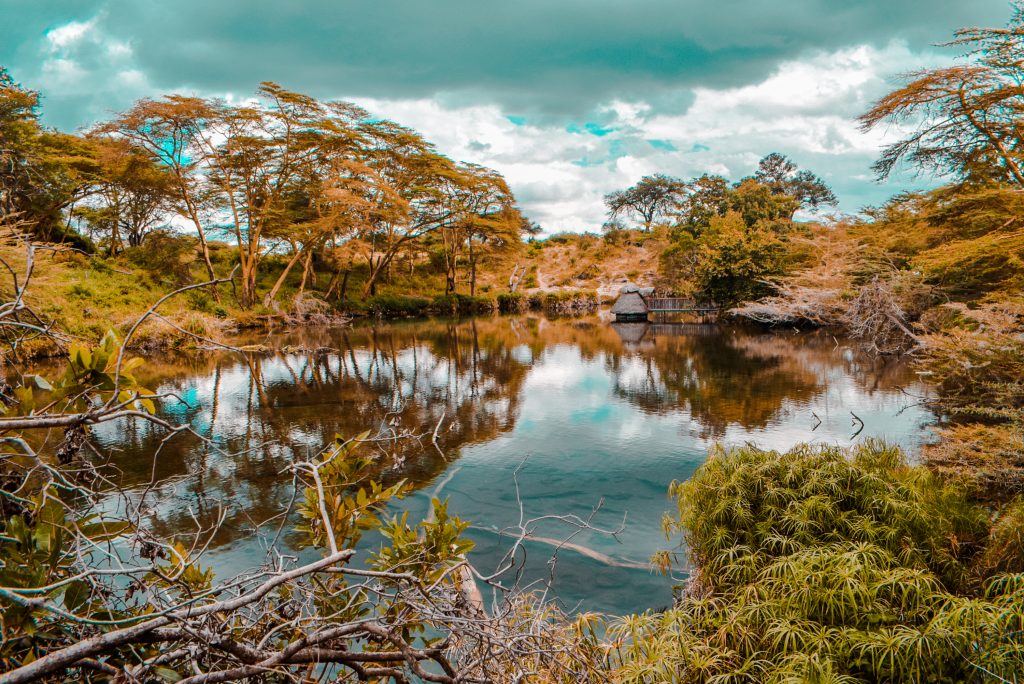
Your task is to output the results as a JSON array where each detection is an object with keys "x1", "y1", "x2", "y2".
[{"x1": 0, "y1": 0, "x2": 1015, "y2": 231}]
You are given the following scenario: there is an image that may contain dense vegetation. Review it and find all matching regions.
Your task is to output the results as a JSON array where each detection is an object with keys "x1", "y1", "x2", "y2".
[
  {"x1": 1, "y1": 69, "x2": 535, "y2": 321},
  {"x1": 615, "y1": 443, "x2": 1024, "y2": 683},
  {"x1": 2, "y1": 3, "x2": 1024, "y2": 683}
]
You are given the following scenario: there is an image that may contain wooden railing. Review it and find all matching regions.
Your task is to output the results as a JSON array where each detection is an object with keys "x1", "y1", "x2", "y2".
[{"x1": 646, "y1": 297, "x2": 719, "y2": 312}]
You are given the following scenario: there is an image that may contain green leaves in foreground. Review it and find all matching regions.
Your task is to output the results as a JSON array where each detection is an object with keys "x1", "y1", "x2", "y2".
[{"x1": 612, "y1": 443, "x2": 1024, "y2": 683}]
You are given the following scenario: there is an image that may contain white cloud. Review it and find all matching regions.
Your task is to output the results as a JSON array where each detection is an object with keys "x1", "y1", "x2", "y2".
[
  {"x1": 354, "y1": 41, "x2": 941, "y2": 233},
  {"x1": 21, "y1": 22, "x2": 942, "y2": 231},
  {"x1": 46, "y1": 19, "x2": 97, "y2": 50}
]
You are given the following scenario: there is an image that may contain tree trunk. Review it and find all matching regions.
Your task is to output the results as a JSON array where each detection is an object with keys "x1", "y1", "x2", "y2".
[
  {"x1": 176, "y1": 174, "x2": 221, "y2": 303},
  {"x1": 263, "y1": 248, "x2": 304, "y2": 307},
  {"x1": 339, "y1": 270, "x2": 350, "y2": 302},
  {"x1": 298, "y1": 249, "x2": 314, "y2": 296}
]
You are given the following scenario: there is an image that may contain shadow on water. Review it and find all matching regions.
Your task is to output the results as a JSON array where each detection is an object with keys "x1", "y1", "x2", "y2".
[{"x1": 83, "y1": 314, "x2": 935, "y2": 615}]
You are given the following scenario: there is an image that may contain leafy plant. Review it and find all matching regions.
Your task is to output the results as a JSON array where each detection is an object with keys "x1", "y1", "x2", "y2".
[{"x1": 612, "y1": 443, "x2": 1024, "y2": 683}]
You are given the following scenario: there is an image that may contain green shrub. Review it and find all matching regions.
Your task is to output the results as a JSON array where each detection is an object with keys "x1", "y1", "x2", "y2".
[
  {"x1": 365, "y1": 294, "x2": 430, "y2": 317},
  {"x1": 613, "y1": 443, "x2": 1024, "y2": 684},
  {"x1": 428, "y1": 294, "x2": 497, "y2": 315},
  {"x1": 186, "y1": 290, "x2": 214, "y2": 313},
  {"x1": 496, "y1": 292, "x2": 527, "y2": 313}
]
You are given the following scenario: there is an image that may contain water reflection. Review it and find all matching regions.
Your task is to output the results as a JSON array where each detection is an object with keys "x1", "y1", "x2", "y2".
[{"x1": 89, "y1": 315, "x2": 935, "y2": 615}]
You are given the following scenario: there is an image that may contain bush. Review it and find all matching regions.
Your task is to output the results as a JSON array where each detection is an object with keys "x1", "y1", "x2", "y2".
[
  {"x1": 365, "y1": 294, "x2": 431, "y2": 317},
  {"x1": 497, "y1": 292, "x2": 527, "y2": 313},
  {"x1": 693, "y1": 211, "x2": 785, "y2": 307},
  {"x1": 65, "y1": 284, "x2": 93, "y2": 299},
  {"x1": 186, "y1": 289, "x2": 214, "y2": 313},
  {"x1": 526, "y1": 290, "x2": 599, "y2": 313},
  {"x1": 919, "y1": 303, "x2": 1024, "y2": 422},
  {"x1": 428, "y1": 294, "x2": 497, "y2": 315},
  {"x1": 613, "y1": 443, "x2": 1024, "y2": 683},
  {"x1": 124, "y1": 230, "x2": 196, "y2": 286}
]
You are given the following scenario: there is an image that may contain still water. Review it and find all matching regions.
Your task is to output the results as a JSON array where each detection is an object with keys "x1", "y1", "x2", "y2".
[{"x1": 92, "y1": 314, "x2": 935, "y2": 616}]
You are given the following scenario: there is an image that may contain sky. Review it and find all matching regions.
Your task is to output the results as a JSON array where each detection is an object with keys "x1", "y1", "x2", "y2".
[{"x1": 0, "y1": 0, "x2": 1015, "y2": 232}]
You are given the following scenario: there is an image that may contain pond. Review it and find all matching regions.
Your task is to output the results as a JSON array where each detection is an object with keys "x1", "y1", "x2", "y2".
[{"x1": 90, "y1": 314, "x2": 936, "y2": 617}]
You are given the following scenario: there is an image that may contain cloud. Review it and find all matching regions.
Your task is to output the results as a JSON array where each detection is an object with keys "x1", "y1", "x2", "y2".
[
  {"x1": 0, "y1": 1, "x2": 1011, "y2": 229},
  {"x1": 2, "y1": 0, "x2": 1012, "y2": 126},
  {"x1": 351, "y1": 41, "x2": 945, "y2": 232}
]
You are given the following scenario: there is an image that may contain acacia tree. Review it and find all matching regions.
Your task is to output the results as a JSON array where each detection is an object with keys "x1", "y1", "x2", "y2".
[
  {"x1": 355, "y1": 120, "x2": 460, "y2": 297},
  {"x1": 74, "y1": 137, "x2": 174, "y2": 254},
  {"x1": 104, "y1": 85, "x2": 369, "y2": 308},
  {"x1": 0, "y1": 68, "x2": 101, "y2": 247},
  {"x1": 98, "y1": 96, "x2": 225, "y2": 297},
  {"x1": 604, "y1": 173, "x2": 687, "y2": 231},
  {"x1": 753, "y1": 152, "x2": 836, "y2": 214},
  {"x1": 434, "y1": 163, "x2": 522, "y2": 296},
  {"x1": 262, "y1": 159, "x2": 383, "y2": 306},
  {"x1": 860, "y1": 4, "x2": 1024, "y2": 187}
]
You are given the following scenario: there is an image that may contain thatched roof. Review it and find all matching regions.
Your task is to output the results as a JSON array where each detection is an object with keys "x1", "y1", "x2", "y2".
[{"x1": 611, "y1": 291, "x2": 649, "y2": 315}]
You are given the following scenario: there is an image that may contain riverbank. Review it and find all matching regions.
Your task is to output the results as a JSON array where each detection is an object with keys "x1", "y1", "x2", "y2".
[{"x1": 0, "y1": 236, "x2": 599, "y2": 358}]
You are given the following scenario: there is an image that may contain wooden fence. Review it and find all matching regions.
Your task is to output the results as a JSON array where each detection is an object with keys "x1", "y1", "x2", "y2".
[{"x1": 646, "y1": 297, "x2": 720, "y2": 313}]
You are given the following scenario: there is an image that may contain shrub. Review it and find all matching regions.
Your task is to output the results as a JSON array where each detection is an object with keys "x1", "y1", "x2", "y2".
[
  {"x1": 65, "y1": 284, "x2": 93, "y2": 298},
  {"x1": 693, "y1": 211, "x2": 785, "y2": 307},
  {"x1": 923, "y1": 423, "x2": 1024, "y2": 499},
  {"x1": 497, "y1": 292, "x2": 527, "y2": 313},
  {"x1": 527, "y1": 290, "x2": 599, "y2": 313},
  {"x1": 429, "y1": 294, "x2": 497, "y2": 315},
  {"x1": 365, "y1": 294, "x2": 430, "y2": 317},
  {"x1": 186, "y1": 289, "x2": 214, "y2": 313},
  {"x1": 124, "y1": 230, "x2": 196, "y2": 286},
  {"x1": 613, "y1": 443, "x2": 1023, "y2": 684},
  {"x1": 181, "y1": 313, "x2": 210, "y2": 339},
  {"x1": 919, "y1": 303, "x2": 1024, "y2": 422}
]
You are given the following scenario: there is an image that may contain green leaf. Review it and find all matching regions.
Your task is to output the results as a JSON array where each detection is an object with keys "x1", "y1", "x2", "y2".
[
  {"x1": 154, "y1": 666, "x2": 183, "y2": 682},
  {"x1": 63, "y1": 580, "x2": 89, "y2": 612},
  {"x1": 78, "y1": 521, "x2": 133, "y2": 541}
]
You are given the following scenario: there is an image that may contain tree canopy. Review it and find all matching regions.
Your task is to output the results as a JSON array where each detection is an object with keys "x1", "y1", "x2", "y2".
[{"x1": 860, "y1": 3, "x2": 1024, "y2": 187}]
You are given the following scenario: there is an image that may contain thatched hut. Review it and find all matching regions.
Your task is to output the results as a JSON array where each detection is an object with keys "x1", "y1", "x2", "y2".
[{"x1": 611, "y1": 283, "x2": 650, "y2": 321}]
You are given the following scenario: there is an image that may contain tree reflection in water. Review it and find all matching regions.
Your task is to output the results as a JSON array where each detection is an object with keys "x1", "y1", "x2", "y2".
[{"x1": 84, "y1": 315, "x2": 934, "y2": 613}]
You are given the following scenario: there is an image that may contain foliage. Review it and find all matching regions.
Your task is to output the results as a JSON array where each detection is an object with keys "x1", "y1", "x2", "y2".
[
  {"x1": 364, "y1": 293, "x2": 432, "y2": 316},
  {"x1": 923, "y1": 423, "x2": 1024, "y2": 499},
  {"x1": 2, "y1": 68, "x2": 531, "y2": 314},
  {"x1": 613, "y1": 443, "x2": 1024, "y2": 683},
  {"x1": 497, "y1": 291, "x2": 528, "y2": 312},
  {"x1": 692, "y1": 211, "x2": 785, "y2": 307},
  {"x1": 605, "y1": 173, "x2": 688, "y2": 231},
  {"x1": 635, "y1": 155, "x2": 832, "y2": 302},
  {"x1": 753, "y1": 152, "x2": 838, "y2": 211},
  {"x1": 429, "y1": 293, "x2": 498, "y2": 315},
  {"x1": 527, "y1": 289, "x2": 599, "y2": 313},
  {"x1": 0, "y1": 68, "x2": 102, "y2": 244},
  {"x1": 919, "y1": 302, "x2": 1024, "y2": 423},
  {"x1": 860, "y1": 3, "x2": 1024, "y2": 187}
]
